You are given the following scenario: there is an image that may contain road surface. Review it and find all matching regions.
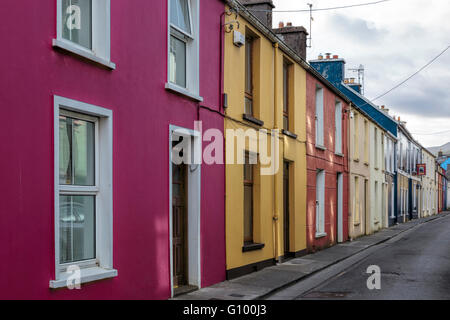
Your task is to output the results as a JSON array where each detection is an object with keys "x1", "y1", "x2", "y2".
[{"x1": 266, "y1": 214, "x2": 450, "y2": 300}]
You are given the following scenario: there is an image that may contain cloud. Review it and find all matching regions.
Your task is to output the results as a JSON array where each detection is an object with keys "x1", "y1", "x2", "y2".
[
  {"x1": 272, "y1": 0, "x2": 450, "y2": 146},
  {"x1": 325, "y1": 14, "x2": 387, "y2": 43}
]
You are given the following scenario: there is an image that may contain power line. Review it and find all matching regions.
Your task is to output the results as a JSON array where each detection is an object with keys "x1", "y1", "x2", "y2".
[
  {"x1": 372, "y1": 44, "x2": 450, "y2": 101},
  {"x1": 243, "y1": 0, "x2": 392, "y2": 13}
]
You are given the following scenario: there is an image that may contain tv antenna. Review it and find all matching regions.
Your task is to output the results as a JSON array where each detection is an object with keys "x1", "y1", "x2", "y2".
[
  {"x1": 307, "y1": 3, "x2": 313, "y2": 48},
  {"x1": 349, "y1": 64, "x2": 365, "y2": 95}
]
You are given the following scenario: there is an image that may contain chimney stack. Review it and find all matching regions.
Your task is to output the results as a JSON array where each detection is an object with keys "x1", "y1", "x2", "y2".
[
  {"x1": 273, "y1": 23, "x2": 309, "y2": 60},
  {"x1": 240, "y1": 0, "x2": 275, "y2": 28}
]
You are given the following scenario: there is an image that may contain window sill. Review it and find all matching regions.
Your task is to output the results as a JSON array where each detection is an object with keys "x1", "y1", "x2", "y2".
[
  {"x1": 354, "y1": 158, "x2": 360, "y2": 163},
  {"x1": 52, "y1": 39, "x2": 116, "y2": 70},
  {"x1": 282, "y1": 129, "x2": 297, "y2": 139},
  {"x1": 242, "y1": 114, "x2": 264, "y2": 127},
  {"x1": 242, "y1": 243, "x2": 265, "y2": 252},
  {"x1": 364, "y1": 162, "x2": 369, "y2": 166},
  {"x1": 49, "y1": 267, "x2": 118, "y2": 289},
  {"x1": 315, "y1": 145, "x2": 326, "y2": 151},
  {"x1": 375, "y1": 167, "x2": 379, "y2": 171},
  {"x1": 315, "y1": 232, "x2": 327, "y2": 239},
  {"x1": 335, "y1": 152, "x2": 344, "y2": 157},
  {"x1": 165, "y1": 82, "x2": 203, "y2": 102}
]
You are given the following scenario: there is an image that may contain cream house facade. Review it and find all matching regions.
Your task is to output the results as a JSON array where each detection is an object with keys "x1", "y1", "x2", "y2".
[
  {"x1": 421, "y1": 148, "x2": 437, "y2": 217},
  {"x1": 369, "y1": 119, "x2": 386, "y2": 234},
  {"x1": 349, "y1": 107, "x2": 372, "y2": 239}
]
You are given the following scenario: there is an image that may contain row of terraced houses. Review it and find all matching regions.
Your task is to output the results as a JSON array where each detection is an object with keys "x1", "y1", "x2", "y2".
[{"x1": 0, "y1": 0, "x2": 447, "y2": 299}]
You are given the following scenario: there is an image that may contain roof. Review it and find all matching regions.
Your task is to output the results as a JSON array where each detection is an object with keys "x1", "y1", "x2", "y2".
[{"x1": 226, "y1": 0, "x2": 352, "y2": 105}]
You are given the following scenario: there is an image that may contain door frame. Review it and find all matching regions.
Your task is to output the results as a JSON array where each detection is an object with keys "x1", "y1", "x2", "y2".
[
  {"x1": 337, "y1": 172, "x2": 343, "y2": 243},
  {"x1": 169, "y1": 125, "x2": 202, "y2": 297},
  {"x1": 283, "y1": 161, "x2": 291, "y2": 256}
]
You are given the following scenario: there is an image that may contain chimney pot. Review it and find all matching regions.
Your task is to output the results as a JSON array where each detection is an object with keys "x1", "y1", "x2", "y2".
[
  {"x1": 333, "y1": 55, "x2": 339, "y2": 59},
  {"x1": 279, "y1": 21, "x2": 284, "y2": 28},
  {"x1": 318, "y1": 54, "x2": 323, "y2": 60},
  {"x1": 273, "y1": 24, "x2": 308, "y2": 60},
  {"x1": 241, "y1": 0, "x2": 275, "y2": 28}
]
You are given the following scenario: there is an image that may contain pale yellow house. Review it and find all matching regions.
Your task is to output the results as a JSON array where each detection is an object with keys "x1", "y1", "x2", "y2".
[
  {"x1": 223, "y1": 0, "x2": 308, "y2": 278},
  {"x1": 421, "y1": 148, "x2": 437, "y2": 217},
  {"x1": 369, "y1": 120, "x2": 386, "y2": 233},
  {"x1": 349, "y1": 106, "x2": 384, "y2": 239}
]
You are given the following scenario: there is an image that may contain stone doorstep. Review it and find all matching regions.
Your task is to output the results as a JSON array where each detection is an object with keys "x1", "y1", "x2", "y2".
[{"x1": 175, "y1": 212, "x2": 450, "y2": 300}]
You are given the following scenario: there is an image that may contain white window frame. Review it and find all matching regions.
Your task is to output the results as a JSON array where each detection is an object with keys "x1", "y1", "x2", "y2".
[
  {"x1": 50, "y1": 96, "x2": 116, "y2": 289},
  {"x1": 168, "y1": 125, "x2": 202, "y2": 297},
  {"x1": 335, "y1": 101, "x2": 342, "y2": 155},
  {"x1": 53, "y1": 0, "x2": 115, "y2": 69},
  {"x1": 315, "y1": 169, "x2": 326, "y2": 237},
  {"x1": 374, "y1": 127, "x2": 378, "y2": 168},
  {"x1": 315, "y1": 86, "x2": 324, "y2": 148},
  {"x1": 166, "y1": 0, "x2": 202, "y2": 102}
]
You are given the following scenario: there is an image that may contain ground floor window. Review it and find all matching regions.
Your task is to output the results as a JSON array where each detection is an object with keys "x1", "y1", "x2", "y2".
[{"x1": 51, "y1": 96, "x2": 115, "y2": 289}]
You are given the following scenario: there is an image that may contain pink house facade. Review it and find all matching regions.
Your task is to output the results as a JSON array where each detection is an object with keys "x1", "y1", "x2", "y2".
[{"x1": 0, "y1": 0, "x2": 225, "y2": 299}]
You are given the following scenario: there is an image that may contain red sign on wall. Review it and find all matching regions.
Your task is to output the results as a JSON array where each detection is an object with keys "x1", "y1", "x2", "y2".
[{"x1": 417, "y1": 164, "x2": 426, "y2": 176}]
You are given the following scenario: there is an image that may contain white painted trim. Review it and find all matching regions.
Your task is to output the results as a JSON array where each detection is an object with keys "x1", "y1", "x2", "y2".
[
  {"x1": 337, "y1": 173, "x2": 343, "y2": 243},
  {"x1": 55, "y1": 0, "x2": 115, "y2": 69},
  {"x1": 168, "y1": 125, "x2": 202, "y2": 298},
  {"x1": 165, "y1": 82, "x2": 203, "y2": 102},
  {"x1": 53, "y1": 95, "x2": 114, "y2": 287},
  {"x1": 315, "y1": 169, "x2": 325, "y2": 235},
  {"x1": 50, "y1": 267, "x2": 117, "y2": 289},
  {"x1": 53, "y1": 39, "x2": 116, "y2": 69},
  {"x1": 167, "y1": 0, "x2": 200, "y2": 97}
]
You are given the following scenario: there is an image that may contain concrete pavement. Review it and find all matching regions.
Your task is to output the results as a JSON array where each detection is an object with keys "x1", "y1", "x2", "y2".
[{"x1": 175, "y1": 212, "x2": 449, "y2": 300}]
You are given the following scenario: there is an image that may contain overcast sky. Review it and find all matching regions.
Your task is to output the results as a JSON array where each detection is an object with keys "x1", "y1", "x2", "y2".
[{"x1": 272, "y1": 0, "x2": 450, "y2": 147}]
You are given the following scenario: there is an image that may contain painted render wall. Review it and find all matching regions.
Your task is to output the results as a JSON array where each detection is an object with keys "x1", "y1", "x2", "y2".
[
  {"x1": 369, "y1": 122, "x2": 385, "y2": 234},
  {"x1": 349, "y1": 107, "x2": 371, "y2": 239},
  {"x1": 421, "y1": 149, "x2": 437, "y2": 217},
  {"x1": 0, "y1": 0, "x2": 226, "y2": 299},
  {"x1": 223, "y1": 10, "x2": 307, "y2": 272},
  {"x1": 305, "y1": 72, "x2": 349, "y2": 252}
]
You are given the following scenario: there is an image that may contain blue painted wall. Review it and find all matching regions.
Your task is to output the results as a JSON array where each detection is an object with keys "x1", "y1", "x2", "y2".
[
  {"x1": 440, "y1": 158, "x2": 450, "y2": 170},
  {"x1": 310, "y1": 59, "x2": 398, "y2": 136}
]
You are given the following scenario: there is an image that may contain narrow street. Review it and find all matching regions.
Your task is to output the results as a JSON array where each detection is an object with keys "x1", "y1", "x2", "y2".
[{"x1": 266, "y1": 213, "x2": 450, "y2": 300}]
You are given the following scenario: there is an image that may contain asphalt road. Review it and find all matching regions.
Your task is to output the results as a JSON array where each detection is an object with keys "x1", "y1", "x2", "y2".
[{"x1": 266, "y1": 214, "x2": 450, "y2": 300}]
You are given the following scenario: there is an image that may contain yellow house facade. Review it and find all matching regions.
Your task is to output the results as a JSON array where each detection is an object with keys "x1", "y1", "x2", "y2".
[
  {"x1": 348, "y1": 107, "x2": 372, "y2": 239},
  {"x1": 223, "y1": 1, "x2": 308, "y2": 278}
]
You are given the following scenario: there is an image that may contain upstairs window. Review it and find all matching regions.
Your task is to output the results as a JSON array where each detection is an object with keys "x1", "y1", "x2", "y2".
[
  {"x1": 364, "y1": 120, "x2": 369, "y2": 163},
  {"x1": 245, "y1": 36, "x2": 254, "y2": 116},
  {"x1": 335, "y1": 101, "x2": 342, "y2": 154},
  {"x1": 168, "y1": 0, "x2": 200, "y2": 98},
  {"x1": 353, "y1": 113, "x2": 359, "y2": 159},
  {"x1": 374, "y1": 127, "x2": 378, "y2": 168},
  {"x1": 62, "y1": 0, "x2": 92, "y2": 49},
  {"x1": 55, "y1": 0, "x2": 114, "y2": 69},
  {"x1": 315, "y1": 87, "x2": 324, "y2": 147},
  {"x1": 283, "y1": 61, "x2": 290, "y2": 131}
]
